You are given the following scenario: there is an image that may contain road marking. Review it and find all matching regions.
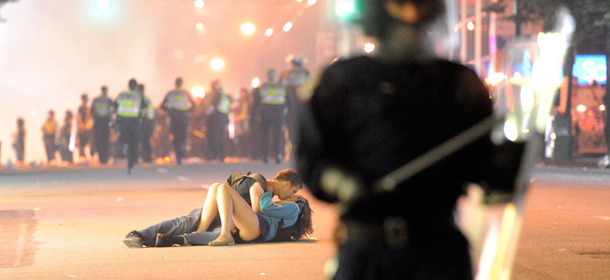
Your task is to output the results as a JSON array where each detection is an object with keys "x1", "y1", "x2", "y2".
[
  {"x1": 177, "y1": 176, "x2": 190, "y2": 182},
  {"x1": 156, "y1": 168, "x2": 168, "y2": 174},
  {"x1": 594, "y1": 216, "x2": 610, "y2": 221}
]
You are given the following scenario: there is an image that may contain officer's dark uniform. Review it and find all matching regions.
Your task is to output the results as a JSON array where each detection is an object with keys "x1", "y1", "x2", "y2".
[
  {"x1": 258, "y1": 80, "x2": 287, "y2": 163},
  {"x1": 285, "y1": 62, "x2": 310, "y2": 151},
  {"x1": 205, "y1": 89, "x2": 231, "y2": 162},
  {"x1": 141, "y1": 94, "x2": 155, "y2": 163},
  {"x1": 162, "y1": 86, "x2": 194, "y2": 165},
  {"x1": 297, "y1": 56, "x2": 504, "y2": 279},
  {"x1": 91, "y1": 90, "x2": 113, "y2": 164},
  {"x1": 114, "y1": 84, "x2": 146, "y2": 173}
]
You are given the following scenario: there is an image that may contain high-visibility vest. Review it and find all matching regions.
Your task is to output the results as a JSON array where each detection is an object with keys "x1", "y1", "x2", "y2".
[
  {"x1": 287, "y1": 66, "x2": 310, "y2": 87},
  {"x1": 260, "y1": 81, "x2": 286, "y2": 105},
  {"x1": 116, "y1": 90, "x2": 142, "y2": 118},
  {"x1": 92, "y1": 96, "x2": 112, "y2": 118},
  {"x1": 217, "y1": 90, "x2": 231, "y2": 114},
  {"x1": 143, "y1": 95, "x2": 155, "y2": 120},
  {"x1": 166, "y1": 88, "x2": 192, "y2": 111}
]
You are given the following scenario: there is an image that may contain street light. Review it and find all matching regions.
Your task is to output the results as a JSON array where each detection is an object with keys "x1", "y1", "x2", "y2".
[
  {"x1": 210, "y1": 58, "x2": 225, "y2": 70},
  {"x1": 96, "y1": 0, "x2": 109, "y2": 11},
  {"x1": 251, "y1": 77, "x2": 261, "y2": 88},
  {"x1": 265, "y1": 28, "x2": 274, "y2": 37},
  {"x1": 195, "y1": 22, "x2": 204, "y2": 31},
  {"x1": 283, "y1": 22, "x2": 293, "y2": 32},
  {"x1": 240, "y1": 23, "x2": 256, "y2": 36},
  {"x1": 191, "y1": 86, "x2": 205, "y2": 98},
  {"x1": 194, "y1": 0, "x2": 204, "y2": 8},
  {"x1": 364, "y1": 42, "x2": 375, "y2": 53}
]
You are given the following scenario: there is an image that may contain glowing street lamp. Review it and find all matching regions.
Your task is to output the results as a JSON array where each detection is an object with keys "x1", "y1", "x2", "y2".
[
  {"x1": 241, "y1": 23, "x2": 256, "y2": 36},
  {"x1": 97, "y1": 0, "x2": 110, "y2": 11},
  {"x1": 191, "y1": 86, "x2": 205, "y2": 98},
  {"x1": 210, "y1": 58, "x2": 225, "y2": 70},
  {"x1": 251, "y1": 77, "x2": 261, "y2": 88},
  {"x1": 194, "y1": 0, "x2": 205, "y2": 8},
  {"x1": 195, "y1": 22, "x2": 204, "y2": 31},
  {"x1": 364, "y1": 42, "x2": 375, "y2": 53},
  {"x1": 265, "y1": 28, "x2": 274, "y2": 37},
  {"x1": 283, "y1": 22, "x2": 293, "y2": 32}
]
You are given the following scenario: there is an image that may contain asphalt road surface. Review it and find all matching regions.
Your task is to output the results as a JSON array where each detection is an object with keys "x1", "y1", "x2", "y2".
[{"x1": 1, "y1": 162, "x2": 609, "y2": 279}]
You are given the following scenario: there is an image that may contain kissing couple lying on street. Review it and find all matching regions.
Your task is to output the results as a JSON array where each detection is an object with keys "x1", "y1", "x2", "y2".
[{"x1": 123, "y1": 169, "x2": 314, "y2": 247}]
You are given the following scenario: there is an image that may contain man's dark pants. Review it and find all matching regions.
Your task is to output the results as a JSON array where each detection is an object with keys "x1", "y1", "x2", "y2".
[
  {"x1": 118, "y1": 116, "x2": 140, "y2": 169},
  {"x1": 169, "y1": 112, "x2": 190, "y2": 163},
  {"x1": 93, "y1": 116, "x2": 111, "y2": 164}
]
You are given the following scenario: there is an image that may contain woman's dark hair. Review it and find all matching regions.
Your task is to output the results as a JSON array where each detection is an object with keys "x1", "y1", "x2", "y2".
[{"x1": 294, "y1": 198, "x2": 314, "y2": 239}]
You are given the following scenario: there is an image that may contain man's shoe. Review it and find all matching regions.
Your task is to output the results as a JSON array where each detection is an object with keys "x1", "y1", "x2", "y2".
[{"x1": 123, "y1": 230, "x2": 145, "y2": 248}]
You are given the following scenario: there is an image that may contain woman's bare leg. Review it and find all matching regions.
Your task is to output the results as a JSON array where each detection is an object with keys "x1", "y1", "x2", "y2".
[
  {"x1": 210, "y1": 184, "x2": 261, "y2": 245},
  {"x1": 195, "y1": 183, "x2": 221, "y2": 233}
]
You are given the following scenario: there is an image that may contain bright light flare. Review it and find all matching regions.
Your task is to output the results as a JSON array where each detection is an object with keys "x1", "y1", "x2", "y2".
[
  {"x1": 467, "y1": 21, "x2": 475, "y2": 31},
  {"x1": 364, "y1": 43, "x2": 375, "y2": 53},
  {"x1": 97, "y1": 0, "x2": 110, "y2": 11},
  {"x1": 251, "y1": 77, "x2": 261, "y2": 88},
  {"x1": 576, "y1": 104, "x2": 586, "y2": 113},
  {"x1": 241, "y1": 23, "x2": 256, "y2": 35},
  {"x1": 283, "y1": 22, "x2": 293, "y2": 32},
  {"x1": 191, "y1": 86, "x2": 205, "y2": 98},
  {"x1": 195, "y1": 22, "x2": 204, "y2": 31},
  {"x1": 194, "y1": 0, "x2": 205, "y2": 8},
  {"x1": 307, "y1": 0, "x2": 318, "y2": 6},
  {"x1": 600, "y1": 104, "x2": 606, "y2": 111},
  {"x1": 210, "y1": 58, "x2": 225, "y2": 70},
  {"x1": 265, "y1": 28, "x2": 274, "y2": 37}
]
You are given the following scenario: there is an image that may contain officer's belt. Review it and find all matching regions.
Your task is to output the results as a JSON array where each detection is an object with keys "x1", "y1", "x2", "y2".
[{"x1": 345, "y1": 217, "x2": 409, "y2": 248}]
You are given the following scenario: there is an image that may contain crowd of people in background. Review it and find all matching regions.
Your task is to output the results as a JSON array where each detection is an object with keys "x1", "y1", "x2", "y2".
[{"x1": 7, "y1": 57, "x2": 310, "y2": 173}]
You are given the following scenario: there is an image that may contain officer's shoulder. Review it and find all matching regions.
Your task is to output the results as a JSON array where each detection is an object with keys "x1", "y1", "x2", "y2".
[{"x1": 322, "y1": 56, "x2": 373, "y2": 78}]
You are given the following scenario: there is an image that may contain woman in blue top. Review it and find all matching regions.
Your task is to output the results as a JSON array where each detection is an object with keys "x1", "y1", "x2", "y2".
[{"x1": 208, "y1": 183, "x2": 313, "y2": 246}]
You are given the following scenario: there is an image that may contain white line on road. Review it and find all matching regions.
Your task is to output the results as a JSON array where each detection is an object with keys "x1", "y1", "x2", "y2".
[
  {"x1": 156, "y1": 168, "x2": 168, "y2": 174},
  {"x1": 177, "y1": 176, "x2": 190, "y2": 182},
  {"x1": 594, "y1": 216, "x2": 610, "y2": 221}
]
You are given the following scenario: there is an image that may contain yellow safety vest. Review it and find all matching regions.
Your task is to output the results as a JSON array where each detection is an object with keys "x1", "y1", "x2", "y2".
[
  {"x1": 166, "y1": 88, "x2": 192, "y2": 111},
  {"x1": 217, "y1": 90, "x2": 231, "y2": 114},
  {"x1": 116, "y1": 90, "x2": 142, "y2": 118},
  {"x1": 260, "y1": 81, "x2": 287, "y2": 105}
]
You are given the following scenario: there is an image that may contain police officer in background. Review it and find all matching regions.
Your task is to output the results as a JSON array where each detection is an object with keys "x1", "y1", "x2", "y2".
[
  {"x1": 91, "y1": 85, "x2": 113, "y2": 164},
  {"x1": 296, "y1": 0, "x2": 525, "y2": 279},
  {"x1": 139, "y1": 84, "x2": 155, "y2": 164},
  {"x1": 284, "y1": 56, "x2": 310, "y2": 157},
  {"x1": 114, "y1": 78, "x2": 146, "y2": 174},
  {"x1": 161, "y1": 77, "x2": 194, "y2": 165},
  {"x1": 204, "y1": 80, "x2": 231, "y2": 163},
  {"x1": 255, "y1": 69, "x2": 287, "y2": 164}
]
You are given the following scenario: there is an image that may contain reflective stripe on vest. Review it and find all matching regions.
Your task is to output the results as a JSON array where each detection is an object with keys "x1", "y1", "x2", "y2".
[
  {"x1": 260, "y1": 81, "x2": 286, "y2": 105},
  {"x1": 116, "y1": 90, "x2": 141, "y2": 118},
  {"x1": 217, "y1": 91, "x2": 231, "y2": 114},
  {"x1": 166, "y1": 89, "x2": 191, "y2": 111},
  {"x1": 92, "y1": 96, "x2": 112, "y2": 117}
]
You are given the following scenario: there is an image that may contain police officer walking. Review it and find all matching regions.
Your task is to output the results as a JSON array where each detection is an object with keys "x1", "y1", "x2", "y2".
[
  {"x1": 256, "y1": 69, "x2": 287, "y2": 164},
  {"x1": 114, "y1": 78, "x2": 146, "y2": 174},
  {"x1": 139, "y1": 84, "x2": 155, "y2": 164},
  {"x1": 296, "y1": 0, "x2": 526, "y2": 279},
  {"x1": 204, "y1": 80, "x2": 231, "y2": 163},
  {"x1": 161, "y1": 77, "x2": 194, "y2": 165},
  {"x1": 91, "y1": 85, "x2": 113, "y2": 164},
  {"x1": 284, "y1": 56, "x2": 310, "y2": 157}
]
